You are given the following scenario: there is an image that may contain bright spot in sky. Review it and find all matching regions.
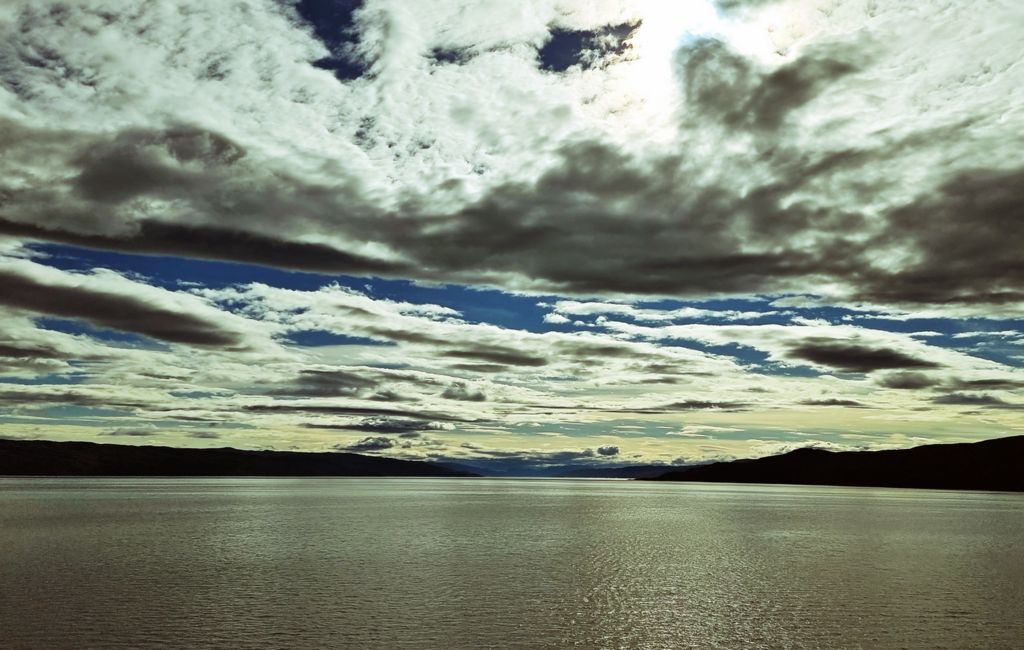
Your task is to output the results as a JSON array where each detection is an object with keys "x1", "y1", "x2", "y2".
[
  {"x1": 615, "y1": 0, "x2": 819, "y2": 136},
  {"x1": 619, "y1": 0, "x2": 726, "y2": 132},
  {"x1": 631, "y1": 0, "x2": 723, "y2": 58}
]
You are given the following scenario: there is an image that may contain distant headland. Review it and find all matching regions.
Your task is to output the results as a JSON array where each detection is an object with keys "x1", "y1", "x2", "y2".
[
  {"x1": 0, "y1": 438, "x2": 475, "y2": 477},
  {"x1": 647, "y1": 435, "x2": 1024, "y2": 492}
]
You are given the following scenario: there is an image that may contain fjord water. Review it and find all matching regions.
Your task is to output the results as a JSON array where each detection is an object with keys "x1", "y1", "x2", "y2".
[{"x1": 1, "y1": 479, "x2": 1022, "y2": 649}]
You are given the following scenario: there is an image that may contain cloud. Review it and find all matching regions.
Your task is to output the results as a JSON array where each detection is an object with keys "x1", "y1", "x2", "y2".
[
  {"x1": 103, "y1": 426, "x2": 157, "y2": 437},
  {"x1": 658, "y1": 400, "x2": 749, "y2": 412},
  {"x1": 679, "y1": 37, "x2": 859, "y2": 131},
  {"x1": 668, "y1": 425, "x2": 743, "y2": 437},
  {"x1": 305, "y1": 417, "x2": 450, "y2": 435},
  {"x1": 547, "y1": 300, "x2": 769, "y2": 323},
  {"x1": 0, "y1": 0, "x2": 1022, "y2": 464},
  {"x1": 932, "y1": 393, "x2": 1012, "y2": 407},
  {"x1": 0, "y1": 257, "x2": 255, "y2": 348},
  {"x1": 448, "y1": 363, "x2": 508, "y2": 374},
  {"x1": 950, "y1": 378, "x2": 1024, "y2": 391},
  {"x1": 543, "y1": 312, "x2": 571, "y2": 325},
  {"x1": 597, "y1": 445, "x2": 620, "y2": 456},
  {"x1": 443, "y1": 348, "x2": 548, "y2": 367},
  {"x1": 0, "y1": 217, "x2": 410, "y2": 277},
  {"x1": 270, "y1": 368, "x2": 379, "y2": 398},
  {"x1": 787, "y1": 341, "x2": 940, "y2": 373},
  {"x1": 855, "y1": 169, "x2": 1024, "y2": 309},
  {"x1": 245, "y1": 403, "x2": 472, "y2": 423},
  {"x1": 441, "y1": 382, "x2": 488, "y2": 402},
  {"x1": 878, "y1": 372, "x2": 941, "y2": 390},
  {"x1": 0, "y1": 388, "x2": 147, "y2": 409},
  {"x1": 0, "y1": 0, "x2": 1019, "y2": 318},
  {"x1": 800, "y1": 398, "x2": 868, "y2": 408},
  {"x1": 0, "y1": 343, "x2": 66, "y2": 360},
  {"x1": 335, "y1": 436, "x2": 396, "y2": 452},
  {"x1": 878, "y1": 373, "x2": 1024, "y2": 392},
  {"x1": 188, "y1": 431, "x2": 221, "y2": 439},
  {"x1": 712, "y1": 0, "x2": 781, "y2": 12}
]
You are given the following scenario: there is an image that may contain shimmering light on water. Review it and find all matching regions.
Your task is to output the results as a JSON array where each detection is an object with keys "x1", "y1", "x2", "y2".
[{"x1": 1, "y1": 478, "x2": 1022, "y2": 649}]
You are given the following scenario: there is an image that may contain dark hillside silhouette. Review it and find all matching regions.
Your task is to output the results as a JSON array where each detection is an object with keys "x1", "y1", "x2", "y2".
[
  {"x1": 649, "y1": 435, "x2": 1024, "y2": 491},
  {"x1": 0, "y1": 439, "x2": 475, "y2": 477}
]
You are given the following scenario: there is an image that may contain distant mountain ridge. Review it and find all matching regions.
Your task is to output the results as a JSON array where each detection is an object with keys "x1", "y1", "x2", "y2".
[
  {"x1": 649, "y1": 435, "x2": 1024, "y2": 492},
  {"x1": 0, "y1": 439, "x2": 475, "y2": 477}
]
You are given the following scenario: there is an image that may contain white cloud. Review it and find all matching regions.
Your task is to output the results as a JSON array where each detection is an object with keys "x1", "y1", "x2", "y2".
[
  {"x1": 668, "y1": 425, "x2": 743, "y2": 437},
  {"x1": 543, "y1": 312, "x2": 571, "y2": 324}
]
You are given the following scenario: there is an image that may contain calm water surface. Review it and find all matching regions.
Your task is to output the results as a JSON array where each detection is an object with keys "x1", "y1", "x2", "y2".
[{"x1": 1, "y1": 478, "x2": 1022, "y2": 649}]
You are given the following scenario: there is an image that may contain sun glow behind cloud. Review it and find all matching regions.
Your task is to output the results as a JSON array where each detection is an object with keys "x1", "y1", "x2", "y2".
[
  {"x1": 609, "y1": 0, "x2": 725, "y2": 134},
  {"x1": 630, "y1": 0, "x2": 722, "y2": 64},
  {"x1": 614, "y1": 0, "x2": 815, "y2": 138}
]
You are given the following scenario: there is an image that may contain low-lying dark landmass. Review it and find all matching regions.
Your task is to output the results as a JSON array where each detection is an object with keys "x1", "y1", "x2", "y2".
[
  {"x1": 649, "y1": 435, "x2": 1024, "y2": 492},
  {"x1": 5, "y1": 436, "x2": 1021, "y2": 487},
  {"x1": 435, "y1": 460, "x2": 678, "y2": 478},
  {"x1": 0, "y1": 439, "x2": 475, "y2": 477}
]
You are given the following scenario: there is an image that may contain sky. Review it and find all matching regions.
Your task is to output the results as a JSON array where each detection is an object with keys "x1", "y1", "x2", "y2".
[{"x1": 1, "y1": 0, "x2": 1022, "y2": 474}]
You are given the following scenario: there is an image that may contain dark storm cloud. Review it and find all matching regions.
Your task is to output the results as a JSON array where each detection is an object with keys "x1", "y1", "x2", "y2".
[
  {"x1": 636, "y1": 376, "x2": 680, "y2": 385},
  {"x1": 382, "y1": 138, "x2": 869, "y2": 298},
  {"x1": 0, "y1": 218, "x2": 409, "y2": 278},
  {"x1": 878, "y1": 372, "x2": 942, "y2": 390},
  {"x1": 880, "y1": 373, "x2": 1024, "y2": 392},
  {"x1": 0, "y1": 121, "x2": 408, "y2": 276},
  {"x1": 362, "y1": 326, "x2": 446, "y2": 345},
  {"x1": 269, "y1": 369, "x2": 378, "y2": 398},
  {"x1": 596, "y1": 445, "x2": 620, "y2": 456},
  {"x1": 305, "y1": 417, "x2": 441, "y2": 435},
  {"x1": 0, "y1": 113, "x2": 864, "y2": 305},
  {"x1": 443, "y1": 348, "x2": 548, "y2": 367},
  {"x1": 0, "y1": 343, "x2": 66, "y2": 360},
  {"x1": 950, "y1": 378, "x2": 1024, "y2": 391},
  {"x1": 555, "y1": 340, "x2": 641, "y2": 359},
  {"x1": 787, "y1": 341, "x2": 941, "y2": 373},
  {"x1": 0, "y1": 268, "x2": 243, "y2": 347},
  {"x1": 5, "y1": 115, "x2": 1016, "y2": 313},
  {"x1": 679, "y1": 38, "x2": 859, "y2": 131},
  {"x1": 72, "y1": 126, "x2": 245, "y2": 202},
  {"x1": 0, "y1": 389, "x2": 145, "y2": 409},
  {"x1": 855, "y1": 168, "x2": 1024, "y2": 307},
  {"x1": 364, "y1": 140, "x2": 1019, "y2": 311}
]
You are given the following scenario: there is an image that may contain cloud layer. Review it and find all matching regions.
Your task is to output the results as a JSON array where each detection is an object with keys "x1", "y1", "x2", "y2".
[
  {"x1": 0, "y1": 0, "x2": 1021, "y2": 468},
  {"x1": 1, "y1": 0, "x2": 1021, "y2": 312}
]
